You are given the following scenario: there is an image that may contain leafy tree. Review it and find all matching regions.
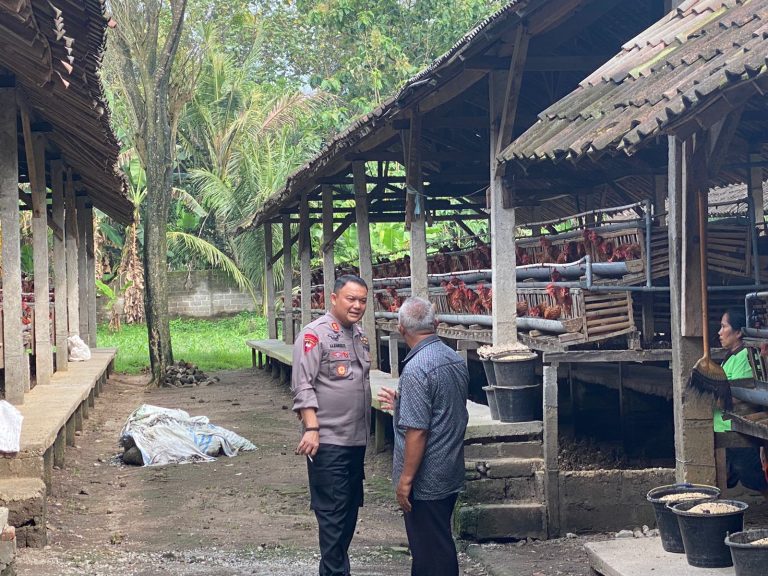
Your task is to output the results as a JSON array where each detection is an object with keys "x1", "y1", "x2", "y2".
[{"x1": 106, "y1": 0, "x2": 196, "y2": 384}]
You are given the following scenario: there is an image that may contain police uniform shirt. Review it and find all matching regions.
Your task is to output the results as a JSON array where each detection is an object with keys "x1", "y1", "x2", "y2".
[{"x1": 291, "y1": 312, "x2": 372, "y2": 446}]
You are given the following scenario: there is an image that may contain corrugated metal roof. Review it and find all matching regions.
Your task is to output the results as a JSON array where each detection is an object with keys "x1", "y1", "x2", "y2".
[
  {"x1": 501, "y1": 0, "x2": 768, "y2": 165},
  {"x1": 0, "y1": 0, "x2": 131, "y2": 223}
]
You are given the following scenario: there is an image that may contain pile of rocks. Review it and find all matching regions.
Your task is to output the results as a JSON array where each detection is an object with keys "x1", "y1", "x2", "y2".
[
  {"x1": 0, "y1": 508, "x2": 15, "y2": 576},
  {"x1": 161, "y1": 361, "x2": 218, "y2": 388},
  {"x1": 614, "y1": 525, "x2": 659, "y2": 539}
]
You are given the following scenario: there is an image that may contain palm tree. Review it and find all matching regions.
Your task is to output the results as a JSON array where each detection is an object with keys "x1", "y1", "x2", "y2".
[{"x1": 178, "y1": 32, "x2": 327, "y2": 298}]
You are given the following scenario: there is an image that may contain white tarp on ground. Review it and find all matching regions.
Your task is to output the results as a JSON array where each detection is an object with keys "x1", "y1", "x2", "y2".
[
  {"x1": 0, "y1": 401, "x2": 23, "y2": 453},
  {"x1": 120, "y1": 404, "x2": 256, "y2": 466}
]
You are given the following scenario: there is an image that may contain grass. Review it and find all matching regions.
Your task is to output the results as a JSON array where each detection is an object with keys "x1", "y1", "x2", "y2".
[{"x1": 96, "y1": 313, "x2": 267, "y2": 374}]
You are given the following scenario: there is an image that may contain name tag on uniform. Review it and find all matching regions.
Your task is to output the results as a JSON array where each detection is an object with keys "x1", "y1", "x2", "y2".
[{"x1": 329, "y1": 343, "x2": 347, "y2": 349}]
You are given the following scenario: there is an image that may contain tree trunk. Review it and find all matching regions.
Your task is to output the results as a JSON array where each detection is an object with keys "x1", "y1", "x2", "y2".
[{"x1": 142, "y1": 88, "x2": 176, "y2": 384}]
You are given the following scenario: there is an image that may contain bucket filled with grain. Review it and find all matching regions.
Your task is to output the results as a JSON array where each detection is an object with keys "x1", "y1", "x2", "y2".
[
  {"x1": 725, "y1": 528, "x2": 768, "y2": 576},
  {"x1": 646, "y1": 483, "x2": 720, "y2": 553},
  {"x1": 671, "y1": 499, "x2": 748, "y2": 568}
]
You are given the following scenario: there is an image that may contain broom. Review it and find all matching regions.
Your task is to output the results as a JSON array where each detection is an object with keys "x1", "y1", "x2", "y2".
[{"x1": 688, "y1": 189, "x2": 729, "y2": 401}]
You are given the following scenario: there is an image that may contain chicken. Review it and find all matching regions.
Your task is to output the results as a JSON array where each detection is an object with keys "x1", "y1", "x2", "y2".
[
  {"x1": 543, "y1": 304, "x2": 562, "y2": 320},
  {"x1": 474, "y1": 282, "x2": 493, "y2": 314},
  {"x1": 516, "y1": 246, "x2": 532, "y2": 266},
  {"x1": 375, "y1": 290, "x2": 392, "y2": 311},
  {"x1": 538, "y1": 238, "x2": 560, "y2": 264},
  {"x1": 598, "y1": 240, "x2": 615, "y2": 261},
  {"x1": 547, "y1": 282, "x2": 573, "y2": 315},
  {"x1": 516, "y1": 300, "x2": 529, "y2": 317},
  {"x1": 463, "y1": 283, "x2": 479, "y2": 313},
  {"x1": 386, "y1": 286, "x2": 402, "y2": 312},
  {"x1": 442, "y1": 279, "x2": 465, "y2": 312}
]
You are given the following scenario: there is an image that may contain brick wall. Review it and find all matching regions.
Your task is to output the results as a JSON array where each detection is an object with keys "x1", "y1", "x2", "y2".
[{"x1": 97, "y1": 270, "x2": 260, "y2": 322}]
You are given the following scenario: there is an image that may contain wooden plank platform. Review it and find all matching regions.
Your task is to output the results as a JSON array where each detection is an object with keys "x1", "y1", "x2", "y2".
[
  {"x1": 244, "y1": 338, "x2": 537, "y2": 439},
  {"x1": 18, "y1": 348, "x2": 116, "y2": 455}
]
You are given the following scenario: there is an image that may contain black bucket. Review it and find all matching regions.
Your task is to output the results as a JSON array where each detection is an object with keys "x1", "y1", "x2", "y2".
[
  {"x1": 491, "y1": 352, "x2": 537, "y2": 387},
  {"x1": 482, "y1": 386, "x2": 499, "y2": 420},
  {"x1": 481, "y1": 359, "x2": 497, "y2": 387},
  {"x1": 494, "y1": 383, "x2": 542, "y2": 423},
  {"x1": 646, "y1": 483, "x2": 720, "y2": 553},
  {"x1": 671, "y1": 499, "x2": 747, "y2": 568},
  {"x1": 726, "y1": 529, "x2": 768, "y2": 576}
]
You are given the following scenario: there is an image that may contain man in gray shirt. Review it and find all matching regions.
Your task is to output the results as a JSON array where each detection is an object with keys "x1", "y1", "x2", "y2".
[{"x1": 378, "y1": 297, "x2": 469, "y2": 576}]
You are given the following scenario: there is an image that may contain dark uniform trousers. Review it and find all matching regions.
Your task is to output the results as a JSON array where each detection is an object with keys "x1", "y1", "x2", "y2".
[
  {"x1": 308, "y1": 444, "x2": 366, "y2": 576},
  {"x1": 403, "y1": 493, "x2": 459, "y2": 576}
]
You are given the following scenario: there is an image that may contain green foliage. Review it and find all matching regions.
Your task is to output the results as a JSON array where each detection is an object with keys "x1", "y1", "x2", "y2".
[
  {"x1": 96, "y1": 313, "x2": 267, "y2": 374},
  {"x1": 255, "y1": 0, "x2": 505, "y2": 115}
]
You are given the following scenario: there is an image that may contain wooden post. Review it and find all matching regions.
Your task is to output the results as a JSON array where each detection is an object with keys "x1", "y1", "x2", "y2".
[
  {"x1": 65, "y1": 169, "x2": 80, "y2": 336},
  {"x1": 86, "y1": 205, "x2": 97, "y2": 346},
  {"x1": 282, "y1": 214, "x2": 295, "y2": 344},
  {"x1": 405, "y1": 110, "x2": 428, "y2": 299},
  {"x1": 29, "y1": 133, "x2": 53, "y2": 385},
  {"x1": 353, "y1": 161, "x2": 378, "y2": 369},
  {"x1": 388, "y1": 331, "x2": 400, "y2": 378},
  {"x1": 0, "y1": 85, "x2": 26, "y2": 404},
  {"x1": 322, "y1": 185, "x2": 335, "y2": 309},
  {"x1": 654, "y1": 174, "x2": 667, "y2": 226},
  {"x1": 543, "y1": 362, "x2": 560, "y2": 538},
  {"x1": 748, "y1": 148, "x2": 764, "y2": 227},
  {"x1": 76, "y1": 197, "x2": 90, "y2": 343},
  {"x1": 51, "y1": 160, "x2": 68, "y2": 371},
  {"x1": 299, "y1": 189, "x2": 312, "y2": 328},
  {"x1": 669, "y1": 135, "x2": 714, "y2": 484},
  {"x1": 265, "y1": 223, "x2": 277, "y2": 339}
]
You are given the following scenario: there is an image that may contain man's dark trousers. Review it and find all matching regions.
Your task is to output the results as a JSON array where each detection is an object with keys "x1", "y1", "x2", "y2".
[
  {"x1": 307, "y1": 444, "x2": 366, "y2": 576},
  {"x1": 403, "y1": 493, "x2": 459, "y2": 576}
]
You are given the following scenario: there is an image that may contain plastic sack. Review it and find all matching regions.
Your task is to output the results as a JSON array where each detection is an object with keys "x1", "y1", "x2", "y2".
[
  {"x1": 67, "y1": 335, "x2": 91, "y2": 362},
  {"x1": 119, "y1": 404, "x2": 257, "y2": 466},
  {"x1": 0, "y1": 401, "x2": 23, "y2": 453}
]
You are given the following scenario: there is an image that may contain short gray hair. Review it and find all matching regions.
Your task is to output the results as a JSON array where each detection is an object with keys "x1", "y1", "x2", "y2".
[{"x1": 398, "y1": 297, "x2": 436, "y2": 334}]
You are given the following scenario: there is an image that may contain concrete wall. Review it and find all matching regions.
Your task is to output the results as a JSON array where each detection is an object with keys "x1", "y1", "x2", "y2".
[
  {"x1": 97, "y1": 270, "x2": 259, "y2": 323},
  {"x1": 166, "y1": 270, "x2": 258, "y2": 318},
  {"x1": 559, "y1": 468, "x2": 675, "y2": 533}
]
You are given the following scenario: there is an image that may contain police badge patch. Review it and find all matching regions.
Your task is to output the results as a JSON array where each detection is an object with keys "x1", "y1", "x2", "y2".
[
  {"x1": 304, "y1": 333, "x2": 319, "y2": 353},
  {"x1": 336, "y1": 364, "x2": 347, "y2": 376}
]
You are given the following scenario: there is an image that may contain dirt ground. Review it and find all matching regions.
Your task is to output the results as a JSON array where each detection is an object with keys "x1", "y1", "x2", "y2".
[{"x1": 15, "y1": 367, "x2": 598, "y2": 576}]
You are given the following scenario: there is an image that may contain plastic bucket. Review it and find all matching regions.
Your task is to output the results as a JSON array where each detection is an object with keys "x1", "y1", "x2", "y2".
[
  {"x1": 646, "y1": 483, "x2": 720, "y2": 553},
  {"x1": 481, "y1": 359, "x2": 497, "y2": 387},
  {"x1": 482, "y1": 386, "x2": 499, "y2": 420},
  {"x1": 491, "y1": 352, "x2": 537, "y2": 387},
  {"x1": 671, "y1": 499, "x2": 747, "y2": 568},
  {"x1": 726, "y1": 529, "x2": 768, "y2": 576},
  {"x1": 494, "y1": 383, "x2": 541, "y2": 423}
]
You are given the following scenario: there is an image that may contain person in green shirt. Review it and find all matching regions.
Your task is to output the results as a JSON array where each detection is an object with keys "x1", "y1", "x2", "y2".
[{"x1": 716, "y1": 307, "x2": 768, "y2": 496}]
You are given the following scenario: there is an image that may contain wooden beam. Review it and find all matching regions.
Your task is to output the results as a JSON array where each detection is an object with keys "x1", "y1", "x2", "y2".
[
  {"x1": 299, "y1": 189, "x2": 312, "y2": 328},
  {"x1": 30, "y1": 133, "x2": 53, "y2": 385},
  {"x1": 668, "y1": 134, "x2": 714, "y2": 484},
  {"x1": 749, "y1": 147, "x2": 764, "y2": 225},
  {"x1": 0, "y1": 86, "x2": 26, "y2": 403},
  {"x1": 76, "y1": 196, "x2": 90, "y2": 343},
  {"x1": 404, "y1": 109, "x2": 429, "y2": 299},
  {"x1": 322, "y1": 185, "x2": 335, "y2": 309},
  {"x1": 282, "y1": 214, "x2": 294, "y2": 344},
  {"x1": 264, "y1": 223, "x2": 277, "y2": 339},
  {"x1": 353, "y1": 162, "x2": 378, "y2": 369},
  {"x1": 707, "y1": 105, "x2": 745, "y2": 178},
  {"x1": 51, "y1": 159, "x2": 68, "y2": 372},
  {"x1": 86, "y1": 203, "x2": 97, "y2": 346},
  {"x1": 466, "y1": 54, "x2": 608, "y2": 72},
  {"x1": 496, "y1": 26, "x2": 530, "y2": 158},
  {"x1": 65, "y1": 168, "x2": 80, "y2": 336}
]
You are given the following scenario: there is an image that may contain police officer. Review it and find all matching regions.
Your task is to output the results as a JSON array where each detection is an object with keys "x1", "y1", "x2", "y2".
[{"x1": 292, "y1": 274, "x2": 372, "y2": 576}]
